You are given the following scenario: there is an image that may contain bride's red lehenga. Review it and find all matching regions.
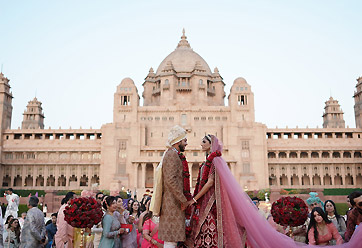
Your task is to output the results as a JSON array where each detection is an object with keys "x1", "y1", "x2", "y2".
[
  {"x1": 186, "y1": 135, "x2": 246, "y2": 248},
  {"x1": 186, "y1": 135, "x2": 362, "y2": 248},
  {"x1": 191, "y1": 156, "x2": 219, "y2": 247}
]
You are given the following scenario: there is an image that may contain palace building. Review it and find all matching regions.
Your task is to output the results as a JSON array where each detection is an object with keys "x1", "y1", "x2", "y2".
[{"x1": 0, "y1": 30, "x2": 361, "y2": 196}]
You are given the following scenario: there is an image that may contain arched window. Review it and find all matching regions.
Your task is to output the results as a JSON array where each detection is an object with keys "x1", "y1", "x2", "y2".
[
  {"x1": 199, "y1": 79, "x2": 203, "y2": 85},
  {"x1": 165, "y1": 79, "x2": 169, "y2": 85}
]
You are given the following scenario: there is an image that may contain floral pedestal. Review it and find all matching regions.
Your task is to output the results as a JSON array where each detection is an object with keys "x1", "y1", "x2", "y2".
[{"x1": 74, "y1": 228, "x2": 95, "y2": 248}]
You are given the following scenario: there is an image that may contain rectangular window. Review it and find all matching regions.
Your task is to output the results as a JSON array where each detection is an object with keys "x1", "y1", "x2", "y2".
[
  {"x1": 181, "y1": 114, "x2": 187, "y2": 126},
  {"x1": 121, "y1": 95, "x2": 131, "y2": 106},
  {"x1": 243, "y1": 163, "x2": 250, "y2": 173},
  {"x1": 242, "y1": 140, "x2": 249, "y2": 150},
  {"x1": 120, "y1": 140, "x2": 127, "y2": 150},
  {"x1": 238, "y1": 95, "x2": 247, "y2": 105}
]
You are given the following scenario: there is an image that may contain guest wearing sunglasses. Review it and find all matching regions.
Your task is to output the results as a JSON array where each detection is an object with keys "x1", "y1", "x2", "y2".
[{"x1": 345, "y1": 191, "x2": 362, "y2": 242}]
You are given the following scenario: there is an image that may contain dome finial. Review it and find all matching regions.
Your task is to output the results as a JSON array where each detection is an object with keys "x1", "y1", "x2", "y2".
[{"x1": 177, "y1": 28, "x2": 190, "y2": 48}]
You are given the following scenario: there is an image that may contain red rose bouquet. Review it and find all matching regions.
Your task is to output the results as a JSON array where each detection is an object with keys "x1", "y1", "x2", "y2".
[
  {"x1": 271, "y1": 196, "x2": 308, "y2": 227},
  {"x1": 64, "y1": 197, "x2": 103, "y2": 228}
]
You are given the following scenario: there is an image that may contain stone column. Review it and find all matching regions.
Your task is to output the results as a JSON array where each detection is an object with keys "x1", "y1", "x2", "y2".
[
  {"x1": 141, "y1": 163, "x2": 146, "y2": 189},
  {"x1": 341, "y1": 165, "x2": 346, "y2": 185},
  {"x1": 0, "y1": 165, "x2": 3, "y2": 187},
  {"x1": 275, "y1": 165, "x2": 280, "y2": 186},
  {"x1": 33, "y1": 166, "x2": 37, "y2": 186},
  {"x1": 66, "y1": 166, "x2": 70, "y2": 188},
  {"x1": 55, "y1": 168, "x2": 59, "y2": 188},
  {"x1": 298, "y1": 170, "x2": 302, "y2": 186},
  {"x1": 77, "y1": 165, "x2": 81, "y2": 188},
  {"x1": 21, "y1": 165, "x2": 26, "y2": 188},
  {"x1": 331, "y1": 166, "x2": 335, "y2": 185},
  {"x1": 153, "y1": 163, "x2": 157, "y2": 187},
  {"x1": 134, "y1": 163, "x2": 139, "y2": 189},
  {"x1": 230, "y1": 162, "x2": 236, "y2": 176}
]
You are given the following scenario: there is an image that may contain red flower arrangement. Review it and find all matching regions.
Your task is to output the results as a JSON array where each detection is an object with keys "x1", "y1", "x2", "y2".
[
  {"x1": 64, "y1": 197, "x2": 103, "y2": 228},
  {"x1": 271, "y1": 196, "x2": 308, "y2": 227}
]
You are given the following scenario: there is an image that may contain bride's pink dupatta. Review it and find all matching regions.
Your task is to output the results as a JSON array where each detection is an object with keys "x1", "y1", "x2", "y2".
[{"x1": 212, "y1": 136, "x2": 362, "y2": 248}]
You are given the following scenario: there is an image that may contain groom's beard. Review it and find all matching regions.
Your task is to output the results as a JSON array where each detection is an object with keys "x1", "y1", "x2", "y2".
[{"x1": 179, "y1": 144, "x2": 185, "y2": 152}]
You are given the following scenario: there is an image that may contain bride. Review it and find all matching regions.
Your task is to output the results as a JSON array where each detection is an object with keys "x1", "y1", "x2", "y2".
[
  {"x1": 185, "y1": 134, "x2": 246, "y2": 247},
  {"x1": 185, "y1": 134, "x2": 362, "y2": 248}
]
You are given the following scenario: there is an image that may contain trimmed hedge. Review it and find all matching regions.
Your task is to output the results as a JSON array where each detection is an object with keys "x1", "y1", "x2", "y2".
[
  {"x1": 0, "y1": 189, "x2": 45, "y2": 197},
  {"x1": 282, "y1": 189, "x2": 311, "y2": 195},
  {"x1": 280, "y1": 188, "x2": 362, "y2": 196},
  {"x1": 323, "y1": 188, "x2": 362, "y2": 196},
  {"x1": 17, "y1": 204, "x2": 42, "y2": 216},
  {"x1": 335, "y1": 203, "x2": 349, "y2": 216},
  {"x1": 56, "y1": 190, "x2": 82, "y2": 196}
]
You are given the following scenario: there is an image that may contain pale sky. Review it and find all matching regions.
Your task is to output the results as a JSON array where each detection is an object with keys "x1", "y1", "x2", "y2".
[{"x1": 1, "y1": 0, "x2": 361, "y2": 129}]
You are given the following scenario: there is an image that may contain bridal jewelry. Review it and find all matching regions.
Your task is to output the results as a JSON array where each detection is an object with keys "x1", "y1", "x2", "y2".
[{"x1": 152, "y1": 216, "x2": 160, "y2": 223}]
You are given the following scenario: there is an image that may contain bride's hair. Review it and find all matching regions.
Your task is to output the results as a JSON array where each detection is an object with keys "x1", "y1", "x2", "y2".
[{"x1": 204, "y1": 134, "x2": 212, "y2": 143}]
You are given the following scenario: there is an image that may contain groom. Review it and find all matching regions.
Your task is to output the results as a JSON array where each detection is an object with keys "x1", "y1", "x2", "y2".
[{"x1": 158, "y1": 125, "x2": 192, "y2": 248}]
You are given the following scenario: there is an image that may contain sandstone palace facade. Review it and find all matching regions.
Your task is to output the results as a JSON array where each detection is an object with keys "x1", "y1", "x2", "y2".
[{"x1": 1, "y1": 31, "x2": 361, "y2": 196}]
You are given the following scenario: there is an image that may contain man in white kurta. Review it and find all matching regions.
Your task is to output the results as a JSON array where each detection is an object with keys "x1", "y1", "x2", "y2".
[{"x1": 4, "y1": 188, "x2": 19, "y2": 219}]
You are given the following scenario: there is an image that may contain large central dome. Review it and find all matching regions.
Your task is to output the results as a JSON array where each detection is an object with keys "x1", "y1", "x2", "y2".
[{"x1": 156, "y1": 30, "x2": 212, "y2": 75}]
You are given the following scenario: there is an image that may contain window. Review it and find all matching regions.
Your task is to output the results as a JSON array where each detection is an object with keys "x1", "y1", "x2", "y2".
[
  {"x1": 165, "y1": 79, "x2": 169, "y2": 85},
  {"x1": 242, "y1": 141, "x2": 249, "y2": 150},
  {"x1": 243, "y1": 163, "x2": 250, "y2": 173},
  {"x1": 238, "y1": 95, "x2": 247, "y2": 105},
  {"x1": 193, "y1": 152, "x2": 198, "y2": 156},
  {"x1": 199, "y1": 79, "x2": 203, "y2": 85},
  {"x1": 120, "y1": 140, "x2": 127, "y2": 150},
  {"x1": 121, "y1": 95, "x2": 131, "y2": 106},
  {"x1": 181, "y1": 114, "x2": 187, "y2": 126}
]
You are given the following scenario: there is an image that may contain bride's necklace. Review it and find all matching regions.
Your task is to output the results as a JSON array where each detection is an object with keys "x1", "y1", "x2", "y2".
[{"x1": 152, "y1": 216, "x2": 159, "y2": 223}]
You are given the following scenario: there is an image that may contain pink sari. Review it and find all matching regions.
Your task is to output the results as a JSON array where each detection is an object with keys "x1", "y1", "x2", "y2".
[{"x1": 210, "y1": 136, "x2": 362, "y2": 248}]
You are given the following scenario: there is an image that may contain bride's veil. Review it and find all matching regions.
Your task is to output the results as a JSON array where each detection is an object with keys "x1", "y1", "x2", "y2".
[{"x1": 210, "y1": 135, "x2": 361, "y2": 248}]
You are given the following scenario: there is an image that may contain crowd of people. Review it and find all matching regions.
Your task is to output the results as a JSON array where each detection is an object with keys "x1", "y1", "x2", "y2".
[
  {"x1": 0, "y1": 189, "x2": 160, "y2": 248},
  {"x1": 0, "y1": 125, "x2": 361, "y2": 248},
  {"x1": 0, "y1": 188, "x2": 361, "y2": 247},
  {"x1": 265, "y1": 191, "x2": 362, "y2": 246}
]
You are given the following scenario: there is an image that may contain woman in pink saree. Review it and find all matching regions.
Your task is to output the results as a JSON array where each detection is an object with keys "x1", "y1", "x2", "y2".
[{"x1": 186, "y1": 134, "x2": 362, "y2": 248}]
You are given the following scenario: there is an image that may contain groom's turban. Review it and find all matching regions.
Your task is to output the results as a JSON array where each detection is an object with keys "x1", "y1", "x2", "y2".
[{"x1": 166, "y1": 125, "x2": 187, "y2": 147}]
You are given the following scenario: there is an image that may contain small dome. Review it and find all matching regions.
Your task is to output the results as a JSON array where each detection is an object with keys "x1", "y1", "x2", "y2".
[
  {"x1": 156, "y1": 30, "x2": 212, "y2": 75},
  {"x1": 120, "y1": 77, "x2": 135, "y2": 86},
  {"x1": 233, "y1": 77, "x2": 248, "y2": 84}
]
